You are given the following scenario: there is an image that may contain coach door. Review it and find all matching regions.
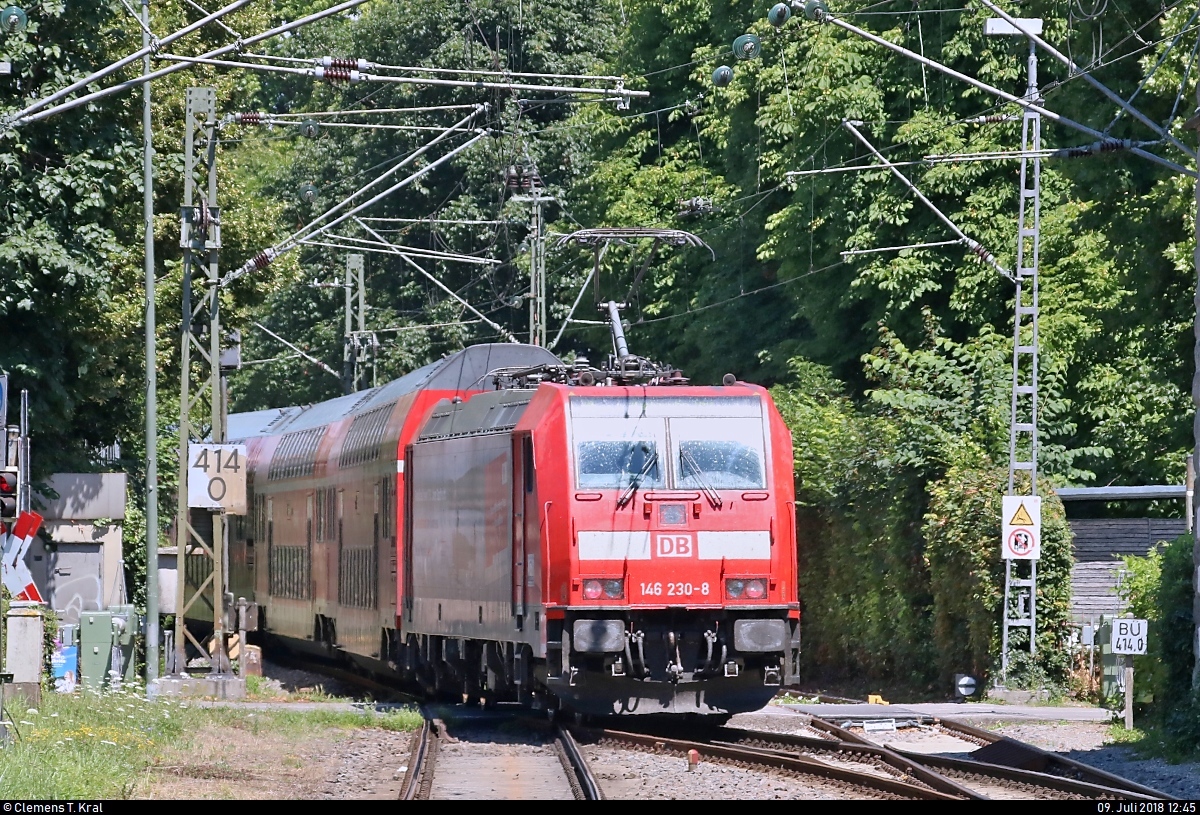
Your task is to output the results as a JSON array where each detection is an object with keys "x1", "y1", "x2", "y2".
[{"x1": 512, "y1": 433, "x2": 535, "y2": 628}]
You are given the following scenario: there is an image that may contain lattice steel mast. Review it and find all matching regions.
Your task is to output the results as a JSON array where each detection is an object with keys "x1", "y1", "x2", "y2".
[{"x1": 1001, "y1": 37, "x2": 1042, "y2": 684}]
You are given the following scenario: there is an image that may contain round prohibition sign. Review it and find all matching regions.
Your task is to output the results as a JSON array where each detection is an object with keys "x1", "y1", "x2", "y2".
[
  {"x1": 207, "y1": 476, "x2": 227, "y2": 503},
  {"x1": 1006, "y1": 527, "x2": 1036, "y2": 557}
]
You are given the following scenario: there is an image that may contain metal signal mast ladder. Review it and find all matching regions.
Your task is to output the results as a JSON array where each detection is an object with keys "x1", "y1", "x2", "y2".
[{"x1": 1001, "y1": 37, "x2": 1041, "y2": 685}]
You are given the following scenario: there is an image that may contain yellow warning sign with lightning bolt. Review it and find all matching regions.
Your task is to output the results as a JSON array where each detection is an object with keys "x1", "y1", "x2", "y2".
[{"x1": 1008, "y1": 502, "x2": 1034, "y2": 526}]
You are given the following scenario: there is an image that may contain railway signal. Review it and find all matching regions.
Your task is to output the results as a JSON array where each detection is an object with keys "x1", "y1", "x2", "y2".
[{"x1": 0, "y1": 467, "x2": 17, "y2": 519}]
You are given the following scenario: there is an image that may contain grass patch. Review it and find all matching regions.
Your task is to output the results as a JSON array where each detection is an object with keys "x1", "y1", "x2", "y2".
[
  {"x1": 1103, "y1": 720, "x2": 1200, "y2": 764},
  {"x1": 1104, "y1": 723, "x2": 1147, "y2": 746},
  {"x1": 0, "y1": 682, "x2": 422, "y2": 798},
  {"x1": 772, "y1": 692, "x2": 820, "y2": 705},
  {"x1": 243, "y1": 674, "x2": 355, "y2": 703}
]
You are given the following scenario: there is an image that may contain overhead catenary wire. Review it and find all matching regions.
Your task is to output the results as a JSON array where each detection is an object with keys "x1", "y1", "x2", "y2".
[
  {"x1": 979, "y1": 0, "x2": 1196, "y2": 159},
  {"x1": 841, "y1": 119, "x2": 1011, "y2": 280},
  {"x1": 267, "y1": 105, "x2": 483, "y2": 117},
  {"x1": 225, "y1": 109, "x2": 489, "y2": 284},
  {"x1": 232, "y1": 113, "x2": 479, "y2": 132},
  {"x1": 809, "y1": 7, "x2": 1196, "y2": 177},
  {"x1": 1103, "y1": 4, "x2": 1200, "y2": 133},
  {"x1": 368, "y1": 62, "x2": 628, "y2": 83},
  {"x1": 182, "y1": 0, "x2": 242, "y2": 40},
  {"x1": 355, "y1": 218, "x2": 519, "y2": 343},
  {"x1": 360, "y1": 217, "x2": 513, "y2": 225},
  {"x1": 116, "y1": 0, "x2": 158, "y2": 42},
  {"x1": 608, "y1": 260, "x2": 850, "y2": 328},
  {"x1": 253, "y1": 322, "x2": 340, "y2": 379},
  {"x1": 9, "y1": 0, "x2": 372, "y2": 128},
  {"x1": 154, "y1": 53, "x2": 649, "y2": 100},
  {"x1": 840, "y1": 239, "x2": 963, "y2": 257},
  {"x1": 302, "y1": 234, "x2": 502, "y2": 265},
  {"x1": 351, "y1": 320, "x2": 483, "y2": 334},
  {"x1": 3, "y1": 0, "x2": 256, "y2": 128}
]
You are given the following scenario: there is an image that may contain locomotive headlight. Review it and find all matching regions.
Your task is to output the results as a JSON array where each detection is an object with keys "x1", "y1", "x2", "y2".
[
  {"x1": 603, "y1": 579, "x2": 624, "y2": 599},
  {"x1": 726, "y1": 578, "x2": 766, "y2": 599},
  {"x1": 583, "y1": 579, "x2": 604, "y2": 600}
]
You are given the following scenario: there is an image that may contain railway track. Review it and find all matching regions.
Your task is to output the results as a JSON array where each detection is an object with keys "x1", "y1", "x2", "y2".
[
  {"x1": 401, "y1": 712, "x2": 603, "y2": 800},
  {"x1": 575, "y1": 725, "x2": 961, "y2": 800},
  {"x1": 713, "y1": 722, "x2": 1165, "y2": 801},
  {"x1": 256, "y1": 659, "x2": 1174, "y2": 800},
  {"x1": 800, "y1": 712, "x2": 1174, "y2": 800}
]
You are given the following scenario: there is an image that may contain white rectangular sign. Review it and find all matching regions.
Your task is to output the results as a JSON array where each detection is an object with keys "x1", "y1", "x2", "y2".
[
  {"x1": 984, "y1": 18, "x2": 1044, "y2": 36},
  {"x1": 1111, "y1": 618, "x2": 1148, "y2": 655},
  {"x1": 188, "y1": 443, "x2": 248, "y2": 514},
  {"x1": 1001, "y1": 495, "x2": 1041, "y2": 560}
]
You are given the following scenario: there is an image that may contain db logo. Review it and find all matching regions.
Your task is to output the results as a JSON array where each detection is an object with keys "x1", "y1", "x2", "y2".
[{"x1": 656, "y1": 533, "x2": 694, "y2": 558}]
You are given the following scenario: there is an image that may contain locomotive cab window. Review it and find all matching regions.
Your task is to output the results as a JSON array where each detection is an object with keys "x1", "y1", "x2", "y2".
[
  {"x1": 569, "y1": 396, "x2": 767, "y2": 490},
  {"x1": 577, "y1": 440, "x2": 664, "y2": 489},
  {"x1": 571, "y1": 415, "x2": 667, "y2": 490},
  {"x1": 670, "y1": 417, "x2": 767, "y2": 490}
]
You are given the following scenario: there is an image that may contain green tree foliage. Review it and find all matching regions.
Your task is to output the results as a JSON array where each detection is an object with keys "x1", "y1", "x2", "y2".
[
  {"x1": 926, "y1": 467, "x2": 1073, "y2": 686},
  {"x1": 226, "y1": 0, "x2": 623, "y2": 409},
  {"x1": 5, "y1": 0, "x2": 1199, "y2": 690},
  {"x1": 0, "y1": 1, "x2": 147, "y2": 473},
  {"x1": 1120, "y1": 535, "x2": 1200, "y2": 755},
  {"x1": 774, "y1": 354, "x2": 1073, "y2": 689},
  {"x1": 578, "y1": 0, "x2": 1198, "y2": 487}
]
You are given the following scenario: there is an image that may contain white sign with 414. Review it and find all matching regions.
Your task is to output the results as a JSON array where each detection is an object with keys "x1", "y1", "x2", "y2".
[{"x1": 188, "y1": 443, "x2": 248, "y2": 514}]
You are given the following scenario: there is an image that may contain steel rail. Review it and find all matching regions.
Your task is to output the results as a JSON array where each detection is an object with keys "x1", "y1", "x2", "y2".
[
  {"x1": 575, "y1": 726, "x2": 960, "y2": 800},
  {"x1": 721, "y1": 725, "x2": 1165, "y2": 801},
  {"x1": 890, "y1": 749, "x2": 1164, "y2": 801},
  {"x1": 933, "y1": 718, "x2": 1177, "y2": 800},
  {"x1": 400, "y1": 717, "x2": 433, "y2": 801},
  {"x1": 796, "y1": 712, "x2": 1172, "y2": 801},
  {"x1": 714, "y1": 725, "x2": 982, "y2": 800},
  {"x1": 557, "y1": 724, "x2": 603, "y2": 800}
]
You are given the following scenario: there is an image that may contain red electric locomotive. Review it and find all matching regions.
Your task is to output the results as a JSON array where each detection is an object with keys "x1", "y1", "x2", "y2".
[{"x1": 225, "y1": 313, "x2": 799, "y2": 717}]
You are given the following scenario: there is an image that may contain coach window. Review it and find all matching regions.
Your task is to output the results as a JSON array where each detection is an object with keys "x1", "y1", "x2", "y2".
[{"x1": 670, "y1": 417, "x2": 766, "y2": 490}]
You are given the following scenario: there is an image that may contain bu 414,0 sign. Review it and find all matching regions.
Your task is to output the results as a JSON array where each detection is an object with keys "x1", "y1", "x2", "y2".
[
  {"x1": 1111, "y1": 618, "x2": 1148, "y2": 656},
  {"x1": 188, "y1": 443, "x2": 248, "y2": 514}
]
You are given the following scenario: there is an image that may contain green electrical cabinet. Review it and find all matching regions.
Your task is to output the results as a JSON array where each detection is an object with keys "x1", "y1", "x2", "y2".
[
  {"x1": 79, "y1": 611, "x2": 113, "y2": 689},
  {"x1": 78, "y1": 607, "x2": 139, "y2": 688}
]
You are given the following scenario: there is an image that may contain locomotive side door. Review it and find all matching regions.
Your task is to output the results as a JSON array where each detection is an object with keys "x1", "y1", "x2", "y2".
[{"x1": 512, "y1": 433, "x2": 535, "y2": 628}]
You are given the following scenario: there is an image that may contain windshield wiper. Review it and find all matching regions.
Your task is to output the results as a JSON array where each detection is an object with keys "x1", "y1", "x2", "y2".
[
  {"x1": 617, "y1": 450, "x2": 658, "y2": 509},
  {"x1": 680, "y1": 448, "x2": 722, "y2": 509}
]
